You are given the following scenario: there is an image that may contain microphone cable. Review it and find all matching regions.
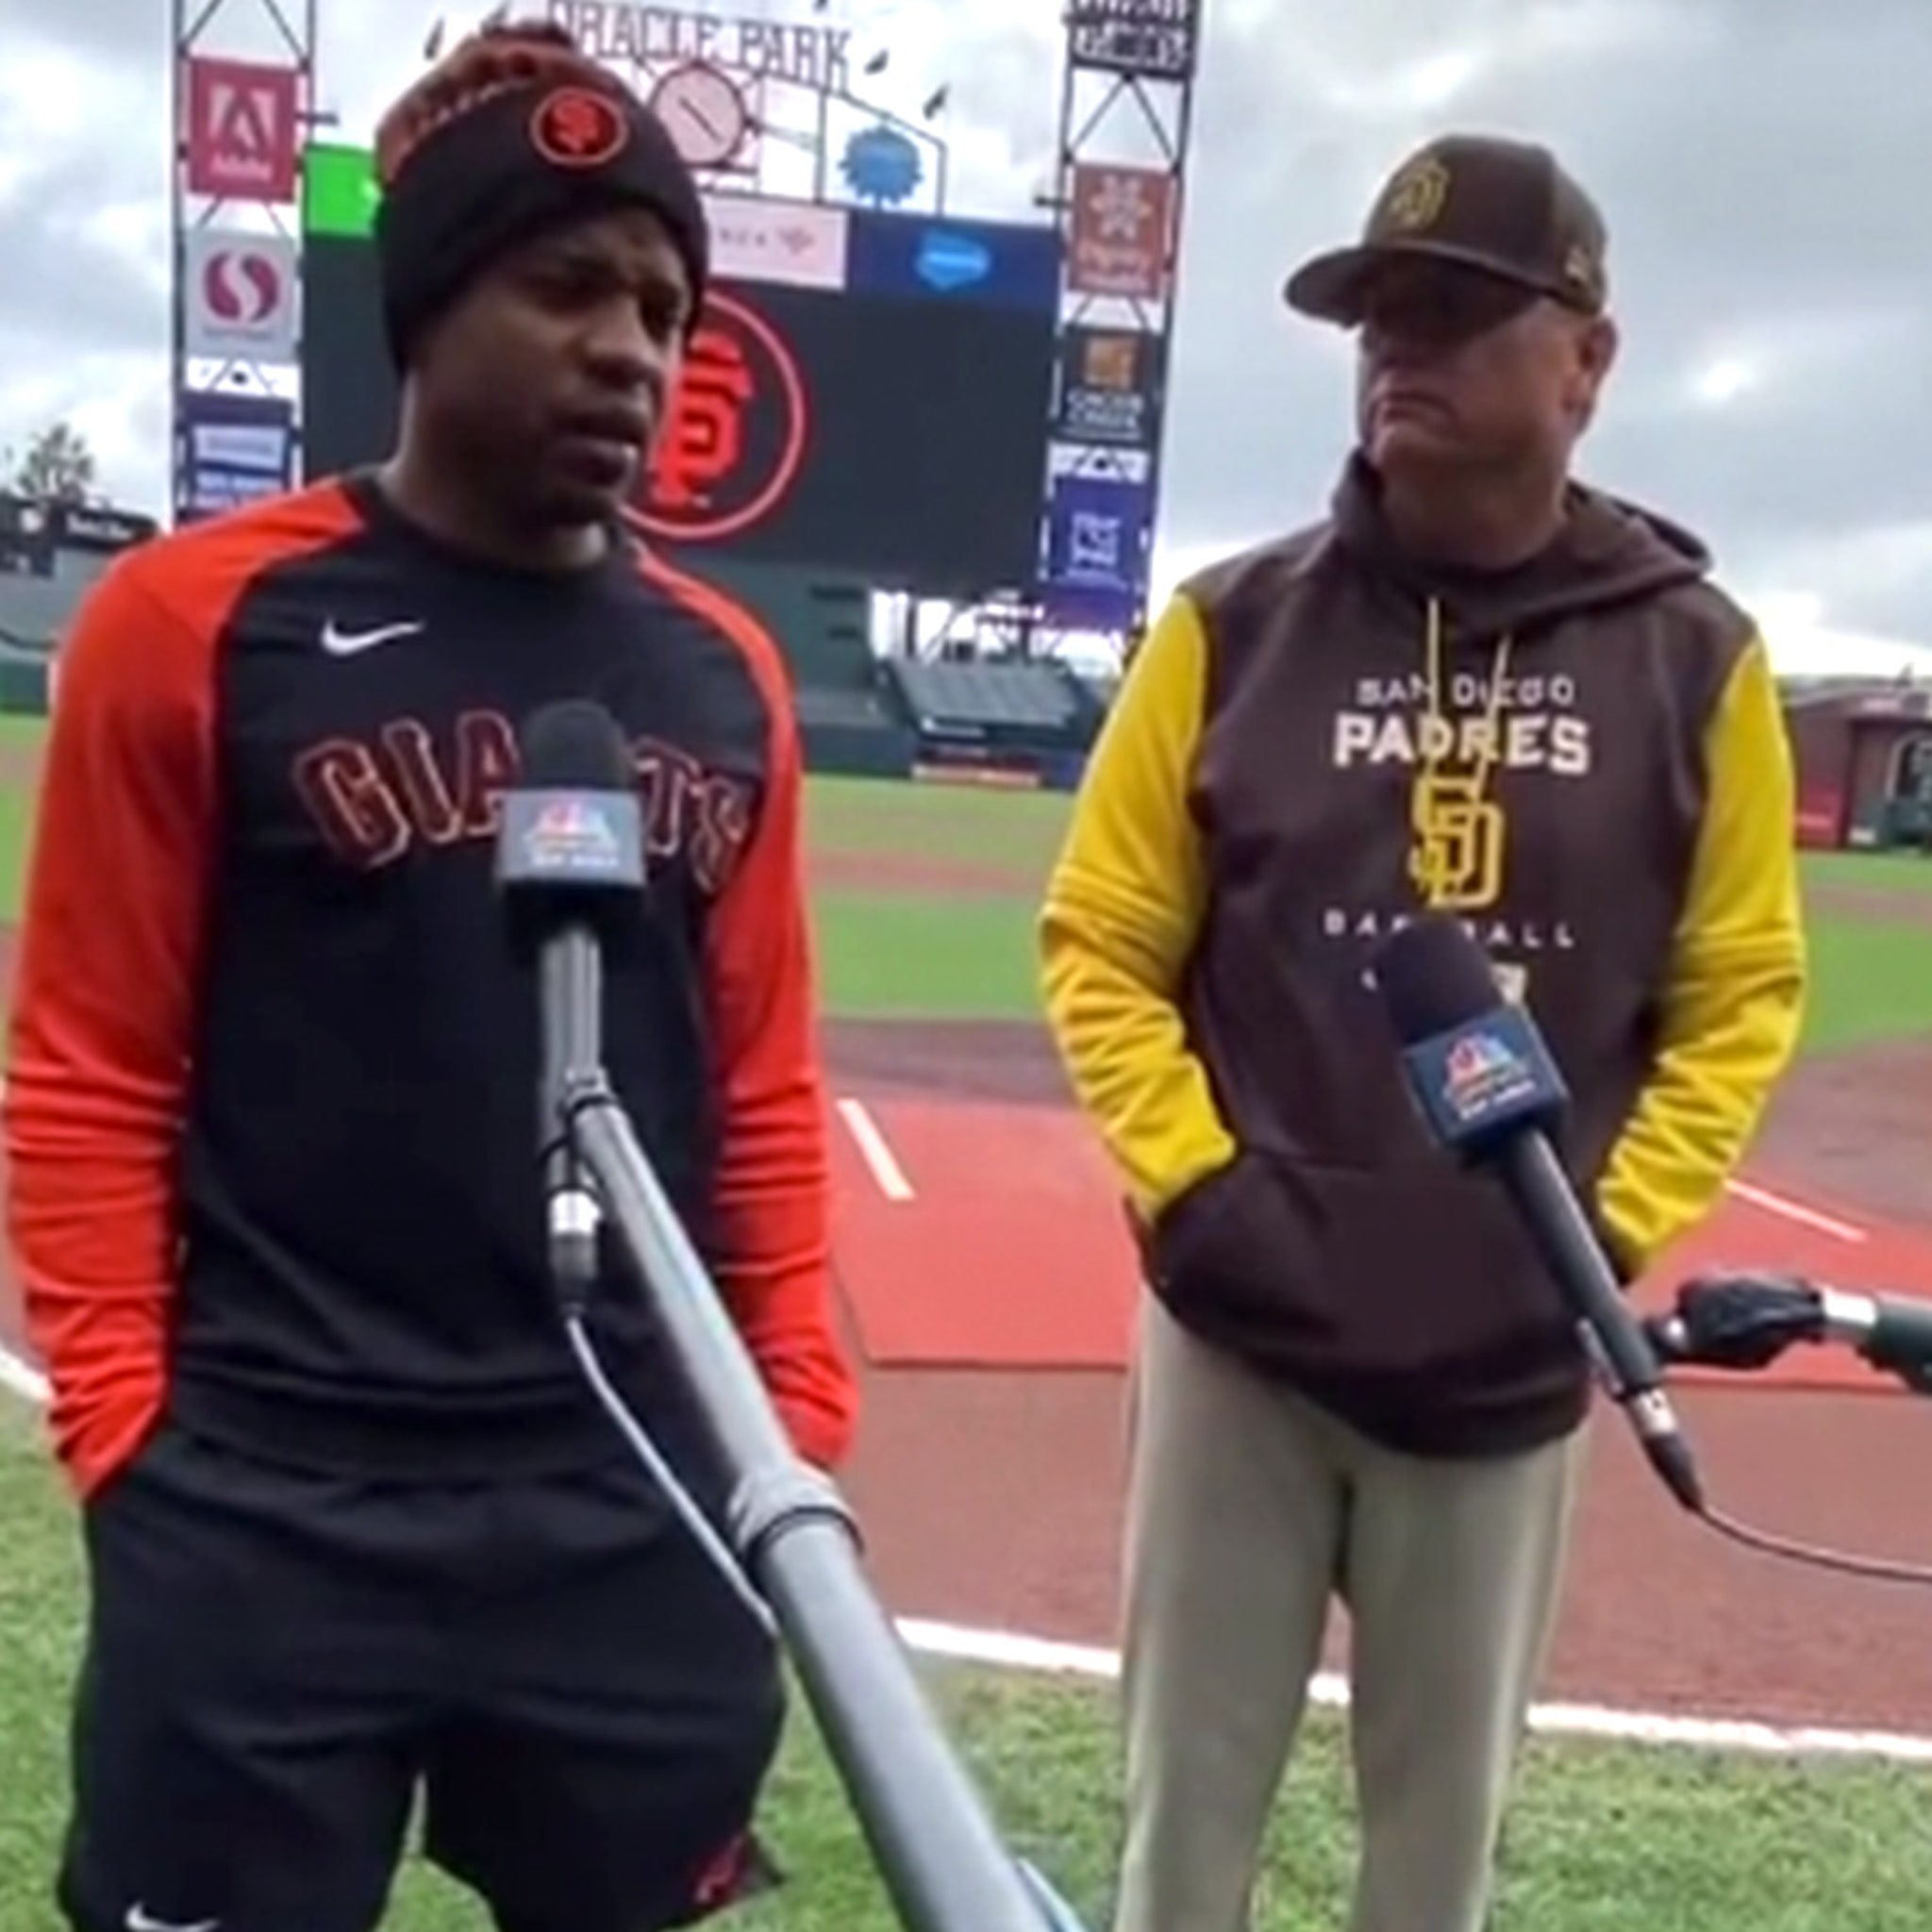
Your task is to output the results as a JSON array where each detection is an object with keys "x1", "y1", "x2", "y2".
[
  {"x1": 1690, "y1": 1490, "x2": 1932, "y2": 1591},
  {"x1": 1640, "y1": 1292, "x2": 1932, "y2": 1590},
  {"x1": 534, "y1": 1101, "x2": 780, "y2": 1643},
  {"x1": 563, "y1": 1312, "x2": 781, "y2": 1639}
]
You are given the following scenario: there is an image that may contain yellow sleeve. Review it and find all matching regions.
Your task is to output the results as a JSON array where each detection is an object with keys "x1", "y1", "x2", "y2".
[
  {"x1": 1038, "y1": 593, "x2": 1236, "y2": 1221},
  {"x1": 1595, "y1": 634, "x2": 1807, "y2": 1271}
]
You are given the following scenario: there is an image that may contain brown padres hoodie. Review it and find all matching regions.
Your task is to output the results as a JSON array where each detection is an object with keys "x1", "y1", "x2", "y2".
[{"x1": 1040, "y1": 457, "x2": 1807, "y2": 1457}]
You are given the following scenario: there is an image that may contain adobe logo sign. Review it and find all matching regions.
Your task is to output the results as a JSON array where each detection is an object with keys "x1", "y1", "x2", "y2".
[
  {"x1": 184, "y1": 230, "x2": 299, "y2": 363},
  {"x1": 183, "y1": 55, "x2": 300, "y2": 203}
]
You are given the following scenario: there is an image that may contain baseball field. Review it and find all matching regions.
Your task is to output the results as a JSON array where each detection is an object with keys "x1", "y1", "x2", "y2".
[{"x1": 5, "y1": 716, "x2": 1932, "y2": 1928}]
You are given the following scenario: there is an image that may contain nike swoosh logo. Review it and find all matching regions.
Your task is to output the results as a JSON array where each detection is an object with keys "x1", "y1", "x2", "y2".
[{"x1": 321, "y1": 619, "x2": 425, "y2": 656}]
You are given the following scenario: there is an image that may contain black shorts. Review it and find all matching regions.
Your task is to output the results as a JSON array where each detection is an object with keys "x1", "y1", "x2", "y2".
[{"x1": 57, "y1": 1419, "x2": 786, "y2": 1932}]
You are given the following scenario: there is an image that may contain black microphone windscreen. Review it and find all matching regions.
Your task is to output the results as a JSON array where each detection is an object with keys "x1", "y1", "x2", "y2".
[
  {"x1": 519, "y1": 698, "x2": 635, "y2": 791},
  {"x1": 1371, "y1": 912, "x2": 1503, "y2": 1044}
]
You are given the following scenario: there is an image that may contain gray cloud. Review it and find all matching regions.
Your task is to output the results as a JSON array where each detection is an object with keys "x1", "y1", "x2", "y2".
[
  {"x1": 1149, "y1": 0, "x2": 1932, "y2": 641},
  {"x1": 2, "y1": 0, "x2": 1927, "y2": 646}
]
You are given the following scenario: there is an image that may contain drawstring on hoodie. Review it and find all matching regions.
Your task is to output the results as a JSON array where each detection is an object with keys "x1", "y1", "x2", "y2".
[{"x1": 1409, "y1": 596, "x2": 1514, "y2": 911}]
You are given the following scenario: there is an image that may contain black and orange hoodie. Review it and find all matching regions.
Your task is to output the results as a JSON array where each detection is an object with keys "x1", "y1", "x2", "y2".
[
  {"x1": 5, "y1": 474, "x2": 857, "y2": 1500},
  {"x1": 1040, "y1": 458, "x2": 1807, "y2": 1455}
]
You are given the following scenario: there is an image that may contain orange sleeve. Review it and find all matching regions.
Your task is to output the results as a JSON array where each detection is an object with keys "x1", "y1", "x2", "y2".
[
  {"x1": 4, "y1": 548, "x2": 222, "y2": 1498},
  {"x1": 639, "y1": 556, "x2": 858, "y2": 1470}
]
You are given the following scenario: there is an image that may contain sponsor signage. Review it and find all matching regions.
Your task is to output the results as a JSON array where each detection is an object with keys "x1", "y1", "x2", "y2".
[
  {"x1": 1040, "y1": 473, "x2": 1153, "y2": 629},
  {"x1": 1066, "y1": 0, "x2": 1201, "y2": 79},
  {"x1": 1067, "y1": 163, "x2": 1175, "y2": 301},
  {"x1": 184, "y1": 229, "x2": 300, "y2": 362},
  {"x1": 1054, "y1": 326, "x2": 1161, "y2": 451},
  {"x1": 177, "y1": 391, "x2": 295, "y2": 523},
  {"x1": 845, "y1": 210, "x2": 1061, "y2": 312},
  {"x1": 183, "y1": 56, "x2": 301, "y2": 203},
  {"x1": 704, "y1": 192, "x2": 848, "y2": 290}
]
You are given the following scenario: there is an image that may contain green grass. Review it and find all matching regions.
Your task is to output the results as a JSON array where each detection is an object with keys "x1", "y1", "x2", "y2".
[
  {"x1": 805, "y1": 775, "x2": 1069, "y2": 868},
  {"x1": 1799, "y1": 918, "x2": 1932, "y2": 1053},
  {"x1": 0, "y1": 788, "x2": 30, "y2": 922},
  {"x1": 1805, "y1": 849, "x2": 1932, "y2": 894},
  {"x1": 0, "y1": 732, "x2": 1925, "y2": 1042},
  {"x1": 3, "y1": 1404, "x2": 1929, "y2": 1932},
  {"x1": 815, "y1": 890, "x2": 1044, "y2": 1018}
]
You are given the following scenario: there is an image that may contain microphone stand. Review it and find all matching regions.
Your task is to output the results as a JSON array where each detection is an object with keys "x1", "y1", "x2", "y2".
[{"x1": 546, "y1": 1047, "x2": 1074, "y2": 1932}]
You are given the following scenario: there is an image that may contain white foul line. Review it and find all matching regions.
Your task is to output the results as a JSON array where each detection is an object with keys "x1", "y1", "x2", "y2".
[
  {"x1": 836, "y1": 1096, "x2": 914, "y2": 1202},
  {"x1": 0, "y1": 1340, "x2": 1927, "y2": 1764},
  {"x1": 0, "y1": 1072, "x2": 47, "y2": 1401},
  {"x1": 1724, "y1": 1178, "x2": 1868, "y2": 1245},
  {"x1": 0, "y1": 1343, "x2": 46, "y2": 1405},
  {"x1": 893, "y1": 1618, "x2": 1932, "y2": 1766}
]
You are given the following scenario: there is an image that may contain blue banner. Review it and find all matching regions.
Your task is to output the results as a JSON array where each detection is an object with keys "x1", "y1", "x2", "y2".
[
  {"x1": 1040, "y1": 474, "x2": 1153, "y2": 630},
  {"x1": 844, "y1": 210, "x2": 1061, "y2": 312},
  {"x1": 177, "y1": 389, "x2": 295, "y2": 524}
]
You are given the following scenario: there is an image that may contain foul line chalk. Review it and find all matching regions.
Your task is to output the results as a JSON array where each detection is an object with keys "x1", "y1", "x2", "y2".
[
  {"x1": 4, "y1": 1355, "x2": 1928, "y2": 1761},
  {"x1": 0, "y1": 1343, "x2": 46, "y2": 1405},
  {"x1": 1724, "y1": 1178, "x2": 1868, "y2": 1245},
  {"x1": 836, "y1": 1097, "x2": 915, "y2": 1202},
  {"x1": 893, "y1": 1618, "x2": 1932, "y2": 1766}
]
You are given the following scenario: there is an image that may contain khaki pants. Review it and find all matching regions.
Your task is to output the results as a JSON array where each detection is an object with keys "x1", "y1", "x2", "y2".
[{"x1": 1112, "y1": 1299, "x2": 1585, "y2": 1932}]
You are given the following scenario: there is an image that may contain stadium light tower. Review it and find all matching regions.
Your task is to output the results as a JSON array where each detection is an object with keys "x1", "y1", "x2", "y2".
[
  {"x1": 1029, "y1": 0, "x2": 1202, "y2": 666},
  {"x1": 166, "y1": 0, "x2": 321, "y2": 527}
]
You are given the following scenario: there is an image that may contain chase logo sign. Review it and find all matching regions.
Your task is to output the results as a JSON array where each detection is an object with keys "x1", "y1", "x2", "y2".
[
  {"x1": 915, "y1": 228, "x2": 992, "y2": 291},
  {"x1": 847, "y1": 208, "x2": 1060, "y2": 312}
]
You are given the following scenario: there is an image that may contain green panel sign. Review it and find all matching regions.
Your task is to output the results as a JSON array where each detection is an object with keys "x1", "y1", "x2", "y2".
[{"x1": 303, "y1": 142, "x2": 380, "y2": 238}]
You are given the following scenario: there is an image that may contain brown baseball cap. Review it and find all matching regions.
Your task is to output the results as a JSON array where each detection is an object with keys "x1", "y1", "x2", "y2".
[{"x1": 1284, "y1": 133, "x2": 1608, "y2": 324}]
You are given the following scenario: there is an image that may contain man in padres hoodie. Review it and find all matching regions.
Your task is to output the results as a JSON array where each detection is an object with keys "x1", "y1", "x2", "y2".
[{"x1": 1040, "y1": 135, "x2": 1807, "y2": 1932}]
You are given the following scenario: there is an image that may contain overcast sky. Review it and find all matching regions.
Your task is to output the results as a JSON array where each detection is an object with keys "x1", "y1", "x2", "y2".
[{"x1": 3, "y1": 0, "x2": 1930, "y2": 667}]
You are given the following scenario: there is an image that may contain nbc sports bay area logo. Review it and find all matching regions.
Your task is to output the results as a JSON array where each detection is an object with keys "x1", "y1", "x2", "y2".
[
  {"x1": 1439, "y1": 1029, "x2": 1538, "y2": 1126},
  {"x1": 514, "y1": 794, "x2": 636, "y2": 882}
]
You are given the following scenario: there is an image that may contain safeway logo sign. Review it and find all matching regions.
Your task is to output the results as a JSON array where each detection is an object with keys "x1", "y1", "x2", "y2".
[
  {"x1": 184, "y1": 230, "x2": 299, "y2": 361},
  {"x1": 183, "y1": 56, "x2": 300, "y2": 203}
]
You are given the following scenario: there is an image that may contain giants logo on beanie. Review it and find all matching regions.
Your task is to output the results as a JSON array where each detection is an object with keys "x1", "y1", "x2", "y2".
[
  {"x1": 372, "y1": 25, "x2": 709, "y2": 369},
  {"x1": 528, "y1": 85, "x2": 630, "y2": 169}
]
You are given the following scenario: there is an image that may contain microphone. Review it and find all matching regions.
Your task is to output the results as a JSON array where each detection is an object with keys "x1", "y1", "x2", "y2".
[
  {"x1": 494, "y1": 699, "x2": 647, "y2": 1314},
  {"x1": 1368, "y1": 913, "x2": 1706, "y2": 1514},
  {"x1": 1654, "y1": 1271, "x2": 1932, "y2": 1393}
]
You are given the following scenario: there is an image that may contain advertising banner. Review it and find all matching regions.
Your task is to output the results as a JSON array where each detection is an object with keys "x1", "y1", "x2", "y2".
[
  {"x1": 183, "y1": 56, "x2": 301, "y2": 204},
  {"x1": 705, "y1": 193, "x2": 849, "y2": 291},
  {"x1": 1053, "y1": 325, "x2": 1161, "y2": 451},
  {"x1": 846, "y1": 210, "x2": 1062, "y2": 313},
  {"x1": 1066, "y1": 0, "x2": 1201, "y2": 79},
  {"x1": 1067, "y1": 164, "x2": 1175, "y2": 301},
  {"x1": 1040, "y1": 473, "x2": 1153, "y2": 629},
  {"x1": 184, "y1": 229, "x2": 300, "y2": 362},
  {"x1": 177, "y1": 391, "x2": 295, "y2": 523}
]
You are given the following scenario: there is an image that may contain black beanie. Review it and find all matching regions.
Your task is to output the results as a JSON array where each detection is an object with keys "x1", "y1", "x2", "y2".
[{"x1": 374, "y1": 75, "x2": 709, "y2": 370}]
